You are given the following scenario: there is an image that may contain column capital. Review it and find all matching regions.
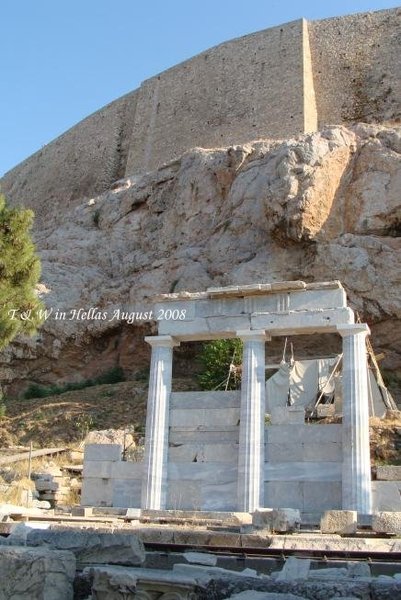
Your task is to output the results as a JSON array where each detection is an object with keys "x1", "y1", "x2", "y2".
[
  {"x1": 337, "y1": 323, "x2": 370, "y2": 338},
  {"x1": 145, "y1": 335, "x2": 180, "y2": 348},
  {"x1": 236, "y1": 329, "x2": 271, "y2": 342}
]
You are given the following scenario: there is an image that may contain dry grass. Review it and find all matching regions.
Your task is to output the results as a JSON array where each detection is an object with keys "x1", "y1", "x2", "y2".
[
  {"x1": 0, "y1": 475, "x2": 35, "y2": 505},
  {"x1": 0, "y1": 378, "x2": 195, "y2": 449},
  {"x1": 370, "y1": 410, "x2": 401, "y2": 466}
]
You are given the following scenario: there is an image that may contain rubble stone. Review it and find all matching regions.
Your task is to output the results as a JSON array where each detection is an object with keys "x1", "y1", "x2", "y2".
[
  {"x1": 25, "y1": 528, "x2": 145, "y2": 566},
  {"x1": 0, "y1": 545, "x2": 75, "y2": 600},
  {"x1": 252, "y1": 509, "x2": 301, "y2": 532}
]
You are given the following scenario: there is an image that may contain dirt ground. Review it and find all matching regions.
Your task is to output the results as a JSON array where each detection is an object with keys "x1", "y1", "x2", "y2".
[{"x1": 0, "y1": 378, "x2": 196, "y2": 448}]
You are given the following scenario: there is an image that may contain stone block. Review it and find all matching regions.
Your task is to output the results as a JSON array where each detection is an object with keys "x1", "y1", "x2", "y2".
[
  {"x1": 270, "y1": 406, "x2": 304, "y2": 425},
  {"x1": 227, "y1": 593, "x2": 304, "y2": 600},
  {"x1": 264, "y1": 461, "x2": 341, "y2": 482},
  {"x1": 170, "y1": 391, "x2": 240, "y2": 410},
  {"x1": 372, "y1": 481, "x2": 401, "y2": 511},
  {"x1": 35, "y1": 479, "x2": 60, "y2": 492},
  {"x1": 26, "y1": 528, "x2": 145, "y2": 566},
  {"x1": 320, "y1": 510, "x2": 357, "y2": 534},
  {"x1": 168, "y1": 462, "x2": 237, "y2": 484},
  {"x1": 125, "y1": 508, "x2": 141, "y2": 519},
  {"x1": 82, "y1": 460, "x2": 113, "y2": 479},
  {"x1": 265, "y1": 481, "x2": 303, "y2": 510},
  {"x1": 347, "y1": 561, "x2": 371, "y2": 578},
  {"x1": 302, "y1": 441, "x2": 342, "y2": 462},
  {"x1": 71, "y1": 506, "x2": 93, "y2": 517},
  {"x1": 80, "y1": 477, "x2": 113, "y2": 507},
  {"x1": 0, "y1": 546, "x2": 75, "y2": 600},
  {"x1": 276, "y1": 556, "x2": 310, "y2": 581},
  {"x1": 266, "y1": 441, "x2": 341, "y2": 463},
  {"x1": 265, "y1": 424, "x2": 341, "y2": 444},
  {"x1": 87, "y1": 565, "x2": 198, "y2": 600},
  {"x1": 195, "y1": 298, "x2": 245, "y2": 318},
  {"x1": 376, "y1": 466, "x2": 401, "y2": 481},
  {"x1": 372, "y1": 511, "x2": 401, "y2": 534},
  {"x1": 84, "y1": 444, "x2": 122, "y2": 462},
  {"x1": 303, "y1": 481, "x2": 342, "y2": 511},
  {"x1": 184, "y1": 551, "x2": 217, "y2": 566},
  {"x1": 170, "y1": 407, "x2": 240, "y2": 428},
  {"x1": 168, "y1": 442, "x2": 238, "y2": 463},
  {"x1": 308, "y1": 567, "x2": 347, "y2": 579},
  {"x1": 201, "y1": 482, "x2": 238, "y2": 512},
  {"x1": 264, "y1": 443, "x2": 299, "y2": 462},
  {"x1": 169, "y1": 427, "x2": 239, "y2": 444},
  {"x1": 252, "y1": 508, "x2": 301, "y2": 532},
  {"x1": 111, "y1": 461, "x2": 143, "y2": 480},
  {"x1": 251, "y1": 307, "x2": 354, "y2": 333},
  {"x1": 289, "y1": 288, "x2": 347, "y2": 311},
  {"x1": 167, "y1": 481, "x2": 201, "y2": 511},
  {"x1": 112, "y1": 479, "x2": 142, "y2": 508}
]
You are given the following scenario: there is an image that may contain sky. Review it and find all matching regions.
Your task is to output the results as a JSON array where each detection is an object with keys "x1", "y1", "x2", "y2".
[{"x1": 1, "y1": 0, "x2": 399, "y2": 177}]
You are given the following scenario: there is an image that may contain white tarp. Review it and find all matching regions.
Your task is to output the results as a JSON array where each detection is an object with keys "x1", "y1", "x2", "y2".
[
  {"x1": 266, "y1": 357, "x2": 337, "y2": 412},
  {"x1": 266, "y1": 356, "x2": 389, "y2": 417}
]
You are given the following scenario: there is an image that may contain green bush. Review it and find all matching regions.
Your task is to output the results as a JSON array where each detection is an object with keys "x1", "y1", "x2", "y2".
[
  {"x1": 23, "y1": 367, "x2": 126, "y2": 399},
  {"x1": 95, "y1": 366, "x2": 125, "y2": 385},
  {"x1": 198, "y1": 339, "x2": 243, "y2": 391}
]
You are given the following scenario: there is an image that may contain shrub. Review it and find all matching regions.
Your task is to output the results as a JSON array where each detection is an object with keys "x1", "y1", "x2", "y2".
[
  {"x1": 23, "y1": 367, "x2": 126, "y2": 399},
  {"x1": 198, "y1": 338, "x2": 243, "y2": 391}
]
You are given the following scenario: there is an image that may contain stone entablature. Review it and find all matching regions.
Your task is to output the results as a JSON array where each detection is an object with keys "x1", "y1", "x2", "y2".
[{"x1": 154, "y1": 280, "x2": 352, "y2": 340}]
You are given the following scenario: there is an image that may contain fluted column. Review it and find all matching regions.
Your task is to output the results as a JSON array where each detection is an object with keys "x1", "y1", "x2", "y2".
[
  {"x1": 236, "y1": 330, "x2": 267, "y2": 513},
  {"x1": 338, "y1": 324, "x2": 372, "y2": 513},
  {"x1": 141, "y1": 335, "x2": 179, "y2": 510}
]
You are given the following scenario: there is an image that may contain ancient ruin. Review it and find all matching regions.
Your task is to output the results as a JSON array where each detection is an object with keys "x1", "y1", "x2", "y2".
[
  {"x1": 80, "y1": 280, "x2": 399, "y2": 517},
  {"x1": 1, "y1": 6, "x2": 401, "y2": 598}
]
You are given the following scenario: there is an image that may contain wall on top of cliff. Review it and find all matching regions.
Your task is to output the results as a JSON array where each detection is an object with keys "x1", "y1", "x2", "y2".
[
  {"x1": 309, "y1": 8, "x2": 401, "y2": 127},
  {"x1": 125, "y1": 19, "x2": 312, "y2": 174},
  {"x1": 1, "y1": 90, "x2": 138, "y2": 222},
  {"x1": 1, "y1": 8, "x2": 400, "y2": 220}
]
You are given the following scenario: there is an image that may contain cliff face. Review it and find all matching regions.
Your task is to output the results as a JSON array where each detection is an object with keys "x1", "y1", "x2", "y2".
[{"x1": 1, "y1": 124, "x2": 401, "y2": 394}]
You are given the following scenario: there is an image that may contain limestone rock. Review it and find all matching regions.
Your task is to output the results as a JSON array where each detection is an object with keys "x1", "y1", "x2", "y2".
[
  {"x1": 183, "y1": 551, "x2": 217, "y2": 566},
  {"x1": 376, "y1": 466, "x2": 401, "y2": 481},
  {"x1": 372, "y1": 511, "x2": 401, "y2": 534},
  {"x1": 320, "y1": 510, "x2": 357, "y2": 534},
  {"x1": 1, "y1": 124, "x2": 401, "y2": 395},
  {"x1": 84, "y1": 429, "x2": 135, "y2": 448},
  {"x1": 276, "y1": 557, "x2": 310, "y2": 581},
  {"x1": 252, "y1": 508, "x2": 301, "y2": 533},
  {"x1": 24, "y1": 528, "x2": 145, "y2": 566},
  {"x1": 227, "y1": 593, "x2": 307, "y2": 600},
  {"x1": 0, "y1": 545, "x2": 75, "y2": 600}
]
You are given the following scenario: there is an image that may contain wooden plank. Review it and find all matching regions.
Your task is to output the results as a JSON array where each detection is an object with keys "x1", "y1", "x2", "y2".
[{"x1": 0, "y1": 447, "x2": 68, "y2": 466}]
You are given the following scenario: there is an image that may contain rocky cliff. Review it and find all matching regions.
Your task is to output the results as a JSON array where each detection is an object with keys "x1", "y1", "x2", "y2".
[{"x1": 1, "y1": 123, "x2": 401, "y2": 396}]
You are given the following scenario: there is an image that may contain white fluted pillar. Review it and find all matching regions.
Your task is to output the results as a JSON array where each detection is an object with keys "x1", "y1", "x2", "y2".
[
  {"x1": 141, "y1": 335, "x2": 179, "y2": 510},
  {"x1": 236, "y1": 330, "x2": 267, "y2": 513},
  {"x1": 338, "y1": 324, "x2": 372, "y2": 514}
]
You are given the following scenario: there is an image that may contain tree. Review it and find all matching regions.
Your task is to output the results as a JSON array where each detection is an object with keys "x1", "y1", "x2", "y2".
[
  {"x1": 0, "y1": 194, "x2": 44, "y2": 350},
  {"x1": 198, "y1": 338, "x2": 243, "y2": 391}
]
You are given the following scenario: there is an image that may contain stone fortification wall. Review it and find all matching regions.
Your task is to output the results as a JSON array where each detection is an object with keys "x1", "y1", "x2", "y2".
[
  {"x1": 309, "y1": 8, "x2": 401, "y2": 127},
  {"x1": 1, "y1": 90, "x2": 138, "y2": 222},
  {"x1": 125, "y1": 19, "x2": 311, "y2": 175},
  {"x1": 1, "y1": 8, "x2": 400, "y2": 219}
]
